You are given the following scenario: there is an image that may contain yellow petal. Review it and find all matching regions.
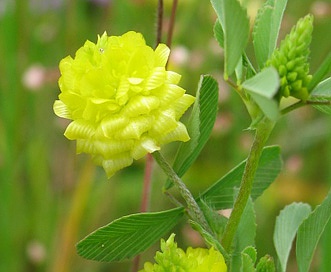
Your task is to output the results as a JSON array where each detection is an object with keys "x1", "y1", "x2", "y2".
[
  {"x1": 64, "y1": 120, "x2": 95, "y2": 140},
  {"x1": 121, "y1": 31, "x2": 146, "y2": 48},
  {"x1": 128, "y1": 77, "x2": 144, "y2": 85},
  {"x1": 94, "y1": 139, "x2": 134, "y2": 158},
  {"x1": 155, "y1": 43, "x2": 170, "y2": 67},
  {"x1": 171, "y1": 94, "x2": 196, "y2": 119},
  {"x1": 154, "y1": 84, "x2": 186, "y2": 106},
  {"x1": 102, "y1": 154, "x2": 133, "y2": 178},
  {"x1": 53, "y1": 100, "x2": 72, "y2": 119},
  {"x1": 146, "y1": 67, "x2": 166, "y2": 90},
  {"x1": 116, "y1": 116, "x2": 152, "y2": 139},
  {"x1": 158, "y1": 122, "x2": 190, "y2": 144},
  {"x1": 122, "y1": 95, "x2": 160, "y2": 117},
  {"x1": 166, "y1": 71, "x2": 182, "y2": 84},
  {"x1": 76, "y1": 139, "x2": 97, "y2": 154},
  {"x1": 132, "y1": 138, "x2": 160, "y2": 160},
  {"x1": 149, "y1": 109, "x2": 177, "y2": 137},
  {"x1": 116, "y1": 78, "x2": 130, "y2": 105},
  {"x1": 100, "y1": 115, "x2": 128, "y2": 138}
]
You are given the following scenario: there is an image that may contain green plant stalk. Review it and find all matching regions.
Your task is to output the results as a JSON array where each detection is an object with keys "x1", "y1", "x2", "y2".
[
  {"x1": 221, "y1": 118, "x2": 275, "y2": 253},
  {"x1": 152, "y1": 151, "x2": 210, "y2": 232},
  {"x1": 281, "y1": 100, "x2": 331, "y2": 115}
]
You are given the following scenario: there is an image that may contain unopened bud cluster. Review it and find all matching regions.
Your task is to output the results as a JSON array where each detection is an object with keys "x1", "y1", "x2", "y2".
[{"x1": 266, "y1": 15, "x2": 313, "y2": 101}]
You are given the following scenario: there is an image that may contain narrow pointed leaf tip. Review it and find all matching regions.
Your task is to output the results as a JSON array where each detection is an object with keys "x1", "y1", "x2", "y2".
[{"x1": 54, "y1": 31, "x2": 195, "y2": 178}]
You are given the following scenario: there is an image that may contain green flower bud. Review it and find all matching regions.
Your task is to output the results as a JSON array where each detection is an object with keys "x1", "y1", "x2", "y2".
[{"x1": 266, "y1": 14, "x2": 313, "y2": 101}]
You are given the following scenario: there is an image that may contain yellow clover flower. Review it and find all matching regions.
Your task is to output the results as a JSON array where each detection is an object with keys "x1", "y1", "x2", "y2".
[
  {"x1": 139, "y1": 234, "x2": 227, "y2": 272},
  {"x1": 53, "y1": 31, "x2": 195, "y2": 177}
]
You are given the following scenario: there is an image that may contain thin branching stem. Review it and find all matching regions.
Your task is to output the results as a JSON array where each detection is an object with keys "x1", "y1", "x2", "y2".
[
  {"x1": 226, "y1": 78, "x2": 247, "y2": 101},
  {"x1": 281, "y1": 99, "x2": 331, "y2": 115}
]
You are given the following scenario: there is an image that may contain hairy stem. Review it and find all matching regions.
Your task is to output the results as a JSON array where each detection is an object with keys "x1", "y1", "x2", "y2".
[
  {"x1": 221, "y1": 118, "x2": 275, "y2": 253},
  {"x1": 152, "y1": 151, "x2": 210, "y2": 231},
  {"x1": 281, "y1": 99, "x2": 331, "y2": 115},
  {"x1": 156, "y1": 0, "x2": 163, "y2": 46}
]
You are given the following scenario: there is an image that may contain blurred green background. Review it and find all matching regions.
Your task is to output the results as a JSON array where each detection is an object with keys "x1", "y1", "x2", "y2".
[{"x1": 0, "y1": 0, "x2": 330, "y2": 271}]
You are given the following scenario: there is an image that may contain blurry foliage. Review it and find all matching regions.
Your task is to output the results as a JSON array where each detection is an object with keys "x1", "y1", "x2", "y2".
[{"x1": 0, "y1": 0, "x2": 330, "y2": 271}]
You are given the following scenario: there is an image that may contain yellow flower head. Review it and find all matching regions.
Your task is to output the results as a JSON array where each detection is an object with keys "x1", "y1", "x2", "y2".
[
  {"x1": 53, "y1": 31, "x2": 195, "y2": 177},
  {"x1": 139, "y1": 234, "x2": 227, "y2": 272}
]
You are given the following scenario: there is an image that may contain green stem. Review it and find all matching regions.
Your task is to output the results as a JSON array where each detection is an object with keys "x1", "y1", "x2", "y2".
[
  {"x1": 152, "y1": 151, "x2": 210, "y2": 231},
  {"x1": 281, "y1": 99, "x2": 331, "y2": 115},
  {"x1": 221, "y1": 118, "x2": 275, "y2": 253}
]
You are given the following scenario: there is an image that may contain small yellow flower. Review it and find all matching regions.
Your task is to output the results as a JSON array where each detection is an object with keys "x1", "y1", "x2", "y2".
[
  {"x1": 53, "y1": 31, "x2": 195, "y2": 177},
  {"x1": 139, "y1": 234, "x2": 227, "y2": 272}
]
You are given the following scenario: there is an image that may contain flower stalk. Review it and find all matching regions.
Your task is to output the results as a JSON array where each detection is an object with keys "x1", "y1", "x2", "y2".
[
  {"x1": 221, "y1": 118, "x2": 275, "y2": 253},
  {"x1": 152, "y1": 151, "x2": 210, "y2": 232}
]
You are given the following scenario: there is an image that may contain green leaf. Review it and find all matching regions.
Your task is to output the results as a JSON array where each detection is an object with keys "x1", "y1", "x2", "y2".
[
  {"x1": 241, "y1": 246, "x2": 257, "y2": 272},
  {"x1": 232, "y1": 198, "x2": 256, "y2": 272},
  {"x1": 296, "y1": 191, "x2": 331, "y2": 272},
  {"x1": 198, "y1": 146, "x2": 282, "y2": 210},
  {"x1": 236, "y1": 197, "x2": 256, "y2": 250},
  {"x1": 210, "y1": 0, "x2": 250, "y2": 78},
  {"x1": 273, "y1": 203, "x2": 311, "y2": 272},
  {"x1": 308, "y1": 52, "x2": 331, "y2": 92},
  {"x1": 166, "y1": 75, "x2": 218, "y2": 189},
  {"x1": 76, "y1": 208, "x2": 184, "y2": 262},
  {"x1": 321, "y1": 220, "x2": 331, "y2": 272},
  {"x1": 310, "y1": 77, "x2": 331, "y2": 97},
  {"x1": 310, "y1": 77, "x2": 331, "y2": 115},
  {"x1": 189, "y1": 220, "x2": 228, "y2": 261},
  {"x1": 253, "y1": 0, "x2": 288, "y2": 68},
  {"x1": 84, "y1": 146, "x2": 280, "y2": 263},
  {"x1": 242, "y1": 67, "x2": 280, "y2": 120},
  {"x1": 213, "y1": 19, "x2": 224, "y2": 48},
  {"x1": 199, "y1": 199, "x2": 228, "y2": 239}
]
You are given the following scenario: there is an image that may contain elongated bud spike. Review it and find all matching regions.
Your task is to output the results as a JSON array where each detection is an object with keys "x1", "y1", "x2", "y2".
[{"x1": 266, "y1": 14, "x2": 314, "y2": 101}]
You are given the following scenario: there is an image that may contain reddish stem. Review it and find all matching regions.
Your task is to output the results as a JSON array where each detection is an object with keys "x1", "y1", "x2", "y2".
[
  {"x1": 140, "y1": 153, "x2": 154, "y2": 212},
  {"x1": 166, "y1": 0, "x2": 178, "y2": 49},
  {"x1": 131, "y1": 153, "x2": 154, "y2": 272}
]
